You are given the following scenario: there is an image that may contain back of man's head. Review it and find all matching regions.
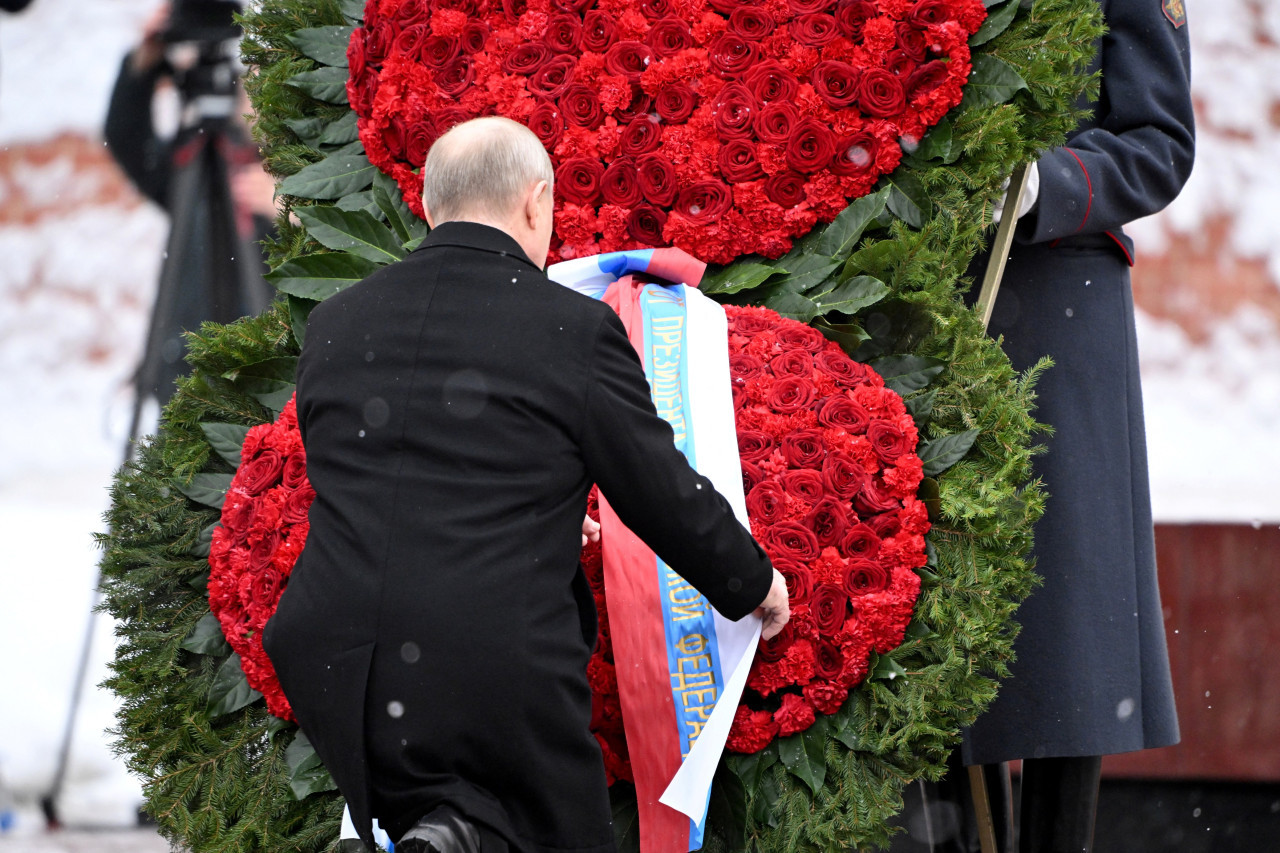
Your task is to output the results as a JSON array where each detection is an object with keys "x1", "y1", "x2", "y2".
[{"x1": 422, "y1": 117, "x2": 554, "y2": 226}]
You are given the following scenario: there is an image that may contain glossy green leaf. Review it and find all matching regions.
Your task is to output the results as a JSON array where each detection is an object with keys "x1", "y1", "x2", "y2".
[
  {"x1": 286, "y1": 66, "x2": 350, "y2": 104},
  {"x1": 373, "y1": 171, "x2": 429, "y2": 246},
  {"x1": 960, "y1": 54, "x2": 1029, "y2": 111},
  {"x1": 871, "y1": 653, "x2": 908, "y2": 682},
  {"x1": 870, "y1": 354, "x2": 946, "y2": 395},
  {"x1": 912, "y1": 118, "x2": 954, "y2": 163},
  {"x1": 778, "y1": 254, "x2": 842, "y2": 294},
  {"x1": 919, "y1": 476, "x2": 942, "y2": 521},
  {"x1": 813, "y1": 317, "x2": 870, "y2": 352},
  {"x1": 971, "y1": 0, "x2": 1019, "y2": 46},
  {"x1": 338, "y1": 0, "x2": 364, "y2": 22},
  {"x1": 810, "y1": 275, "x2": 889, "y2": 315},
  {"x1": 288, "y1": 26, "x2": 355, "y2": 67},
  {"x1": 200, "y1": 422, "x2": 252, "y2": 468},
  {"x1": 706, "y1": 764, "x2": 747, "y2": 851},
  {"x1": 285, "y1": 731, "x2": 338, "y2": 799},
  {"x1": 181, "y1": 611, "x2": 229, "y2": 656},
  {"x1": 297, "y1": 206, "x2": 405, "y2": 264},
  {"x1": 905, "y1": 388, "x2": 938, "y2": 429},
  {"x1": 815, "y1": 187, "x2": 891, "y2": 258},
  {"x1": 886, "y1": 170, "x2": 930, "y2": 228},
  {"x1": 777, "y1": 716, "x2": 828, "y2": 795},
  {"x1": 905, "y1": 619, "x2": 935, "y2": 641},
  {"x1": 919, "y1": 428, "x2": 981, "y2": 476},
  {"x1": 207, "y1": 653, "x2": 262, "y2": 719},
  {"x1": 288, "y1": 295, "x2": 319, "y2": 348},
  {"x1": 267, "y1": 252, "x2": 380, "y2": 301},
  {"x1": 175, "y1": 473, "x2": 233, "y2": 510},
  {"x1": 279, "y1": 144, "x2": 374, "y2": 200},
  {"x1": 188, "y1": 520, "x2": 218, "y2": 558},
  {"x1": 266, "y1": 714, "x2": 293, "y2": 742},
  {"x1": 318, "y1": 110, "x2": 359, "y2": 146},
  {"x1": 758, "y1": 284, "x2": 822, "y2": 323},
  {"x1": 336, "y1": 190, "x2": 377, "y2": 214},
  {"x1": 284, "y1": 116, "x2": 330, "y2": 146},
  {"x1": 701, "y1": 261, "x2": 785, "y2": 296},
  {"x1": 224, "y1": 357, "x2": 300, "y2": 415}
]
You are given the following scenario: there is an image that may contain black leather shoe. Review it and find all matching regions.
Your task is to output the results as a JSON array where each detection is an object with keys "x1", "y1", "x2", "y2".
[{"x1": 395, "y1": 805, "x2": 482, "y2": 853}]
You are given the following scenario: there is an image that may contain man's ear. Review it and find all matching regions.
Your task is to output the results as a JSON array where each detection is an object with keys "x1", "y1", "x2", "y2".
[{"x1": 525, "y1": 179, "x2": 549, "y2": 228}]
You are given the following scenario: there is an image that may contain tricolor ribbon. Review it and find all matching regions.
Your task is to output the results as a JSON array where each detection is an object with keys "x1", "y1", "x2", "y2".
[{"x1": 549, "y1": 249, "x2": 761, "y2": 853}]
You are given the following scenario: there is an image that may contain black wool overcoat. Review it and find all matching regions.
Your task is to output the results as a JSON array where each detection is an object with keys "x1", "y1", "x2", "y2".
[
  {"x1": 962, "y1": 0, "x2": 1194, "y2": 764},
  {"x1": 263, "y1": 222, "x2": 773, "y2": 853}
]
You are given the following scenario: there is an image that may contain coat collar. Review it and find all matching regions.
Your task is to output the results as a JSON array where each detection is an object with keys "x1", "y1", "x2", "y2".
[{"x1": 415, "y1": 220, "x2": 543, "y2": 273}]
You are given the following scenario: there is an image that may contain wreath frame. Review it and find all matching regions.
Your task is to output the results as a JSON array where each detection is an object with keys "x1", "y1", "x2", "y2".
[{"x1": 97, "y1": 1, "x2": 1104, "y2": 851}]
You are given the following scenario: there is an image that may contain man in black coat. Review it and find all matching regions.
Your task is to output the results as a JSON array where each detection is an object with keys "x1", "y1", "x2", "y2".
[
  {"x1": 955, "y1": 1, "x2": 1195, "y2": 850},
  {"x1": 263, "y1": 117, "x2": 789, "y2": 853}
]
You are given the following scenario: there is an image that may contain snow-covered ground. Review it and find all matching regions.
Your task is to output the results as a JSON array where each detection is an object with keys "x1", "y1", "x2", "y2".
[{"x1": 0, "y1": 0, "x2": 1275, "y2": 837}]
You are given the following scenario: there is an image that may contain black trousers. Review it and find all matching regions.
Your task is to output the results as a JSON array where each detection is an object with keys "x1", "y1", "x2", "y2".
[{"x1": 889, "y1": 754, "x2": 1102, "y2": 853}]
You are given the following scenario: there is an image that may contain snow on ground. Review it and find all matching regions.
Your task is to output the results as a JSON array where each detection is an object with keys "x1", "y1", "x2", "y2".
[{"x1": 0, "y1": 0, "x2": 1275, "y2": 837}]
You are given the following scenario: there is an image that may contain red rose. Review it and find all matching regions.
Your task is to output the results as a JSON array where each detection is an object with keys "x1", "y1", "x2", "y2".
[
  {"x1": 781, "y1": 469, "x2": 824, "y2": 503},
  {"x1": 394, "y1": 1, "x2": 431, "y2": 26},
  {"x1": 810, "y1": 583, "x2": 850, "y2": 635},
  {"x1": 405, "y1": 118, "x2": 436, "y2": 168},
  {"x1": 780, "y1": 428, "x2": 826, "y2": 469},
  {"x1": 731, "y1": 308, "x2": 776, "y2": 334},
  {"x1": 712, "y1": 83, "x2": 758, "y2": 140},
  {"x1": 841, "y1": 522, "x2": 882, "y2": 560},
  {"x1": 420, "y1": 34, "x2": 462, "y2": 70},
  {"x1": 560, "y1": 84, "x2": 604, "y2": 129},
  {"x1": 249, "y1": 564, "x2": 285, "y2": 607},
  {"x1": 866, "y1": 510, "x2": 902, "y2": 539},
  {"x1": 744, "y1": 61, "x2": 799, "y2": 104},
  {"x1": 636, "y1": 154, "x2": 678, "y2": 205},
  {"x1": 247, "y1": 529, "x2": 282, "y2": 574},
  {"x1": 857, "y1": 68, "x2": 907, "y2": 118},
  {"x1": 348, "y1": 27, "x2": 368, "y2": 76},
  {"x1": 460, "y1": 20, "x2": 489, "y2": 54},
  {"x1": 645, "y1": 17, "x2": 694, "y2": 57},
  {"x1": 774, "y1": 692, "x2": 816, "y2": 737},
  {"x1": 580, "y1": 10, "x2": 617, "y2": 52},
  {"x1": 810, "y1": 59, "x2": 861, "y2": 108},
  {"x1": 281, "y1": 485, "x2": 315, "y2": 525},
  {"x1": 392, "y1": 24, "x2": 429, "y2": 62},
  {"x1": 528, "y1": 55, "x2": 576, "y2": 98},
  {"x1": 717, "y1": 139, "x2": 764, "y2": 182},
  {"x1": 603, "y1": 41, "x2": 653, "y2": 82},
  {"x1": 500, "y1": 0, "x2": 527, "y2": 22},
  {"x1": 764, "y1": 520, "x2": 820, "y2": 563},
  {"x1": 787, "y1": 0, "x2": 837, "y2": 13},
  {"x1": 349, "y1": 67, "x2": 379, "y2": 114},
  {"x1": 843, "y1": 558, "x2": 890, "y2": 595},
  {"x1": 654, "y1": 84, "x2": 698, "y2": 122},
  {"x1": 764, "y1": 171, "x2": 806, "y2": 207},
  {"x1": 757, "y1": 622, "x2": 794, "y2": 662},
  {"x1": 729, "y1": 7, "x2": 776, "y2": 39},
  {"x1": 822, "y1": 452, "x2": 869, "y2": 500},
  {"x1": 730, "y1": 352, "x2": 766, "y2": 380},
  {"x1": 816, "y1": 396, "x2": 870, "y2": 433},
  {"x1": 770, "y1": 349, "x2": 813, "y2": 379},
  {"x1": 754, "y1": 102, "x2": 798, "y2": 145},
  {"x1": 814, "y1": 348, "x2": 868, "y2": 385},
  {"x1": 674, "y1": 180, "x2": 732, "y2": 225},
  {"x1": 811, "y1": 640, "x2": 844, "y2": 682},
  {"x1": 280, "y1": 452, "x2": 308, "y2": 490},
  {"x1": 601, "y1": 159, "x2": 642, "y2": 206},
  {"x1": 895, "y1": 22, "x2": 929, "y2": 61},
  {"x1": 435, "y1": 57, "x2": 474, "y2": 97},
  {"x1": 381, "y1": 115, "x2": 407, "y2": 159},
  {"x1": 805, "y1": 497, "x2": 850, "y2": 547},
  {"x1": 855, "y1": 479, "x2": 902, "y2": 515},
  {"x1": 221, "y1": 490, "x2": 256, "y2": 541},
  {"x1": 885, "y1": 50, "x2": 916, "y2": 79},
  {"x1": 620, "y1": 115, "x2": 663, "y2": 156},
  {"x1": 774, "y1": 557, "x2": 814, "y2": 605},
  {"x1": 527, "y1": 101, "x2": 565, "y2": 148},
  {"x1": 792, "y1": 13, "x2": 840, "y2": 46},
  {"x1": 545, "y1": 14, "x2": 581, "y2": 53},
  {"x1": 708, "y1": 31, "x2": 759, "y2": 77},
  {"x1": 746, "y1": 479, "x2": 789, "y2": 525},
  {"x1": 765, "y1": 376, "x2": 817, "y2": 413},
  {"x1": 727, "y1": 706, "x2": 780, "y2": 753},
  {"x1": 867, "y1": 419, "x2": 913, "y2": 464},
  {"x1": 737, "y1": 428, "x2": 776, "y2": 463},
  {"x1": 906, "y1": 60, "x2": 950, "y2": 99},
  {"x1": 777, "y1": 322, "x2": 826, "y2": 352},
  {"x1": 615, "y1": 88, "x2": 654, "y2": 123},
  {"x1": 640, "y1": 0, "x2": 672, "y2": 19},
  {"x1": 364, "y1": 21, "x2": 394, "y2": 62},
  {"x1": 238, "y1": 450, "x2": 285, "y2": 495},
  {"x1": 625, "y1": 204, "x2": 667, "y2": 245},
  {"x1": 555, "y1": 157, "x2": 605, "y2": 205},
  {"x1": 909, "y1": 0, "x2": 950, "y2": 26},
  {"x1": 785, "y1": 118, "x2": 836, "y2": 173},
  {"x1": 834, "y1": 0, "x2": 875, "y2": 36},
  {"x1": 829, "y1": 129, "x2": 878, "y2": 177},
  {"x1": 741, "y1": 459, "x2": 766, "y2": 494}
]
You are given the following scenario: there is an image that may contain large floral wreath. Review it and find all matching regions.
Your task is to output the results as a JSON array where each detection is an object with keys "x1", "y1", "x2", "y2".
[{"x1": 98, "y1": 0, "x2": 1104, "y2": 851}]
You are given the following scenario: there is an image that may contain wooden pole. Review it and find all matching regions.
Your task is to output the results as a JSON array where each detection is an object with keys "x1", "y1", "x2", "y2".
[
  {"x1": 974, "y1": 163, "x2": 1032, "y2": 332},
  {"x1": 967, "y1": 765, "x2": 1001, "y2": 853}
]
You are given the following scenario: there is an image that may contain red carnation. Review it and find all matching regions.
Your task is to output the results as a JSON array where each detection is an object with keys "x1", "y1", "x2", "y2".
[
  {"x1": 727, "y1": 706, "x2": 780, "y2": 753},
  {"x1": 774, "y1": 692, "x2": 817, "y2": 737},
  {"x1": 804, "y1": 677, "x2": 847, "y2": 714}
]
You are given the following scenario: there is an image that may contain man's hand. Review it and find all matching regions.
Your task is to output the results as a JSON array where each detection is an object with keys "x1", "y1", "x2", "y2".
[
  {"x1": 754, "y1": 568, "x2": 790, "y2": 641},
  {"x1": 581, "y1": 515, "x2": 601, "y2": 548}
]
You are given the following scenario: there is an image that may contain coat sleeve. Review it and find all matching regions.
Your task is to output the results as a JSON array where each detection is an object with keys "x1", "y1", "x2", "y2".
[
  {"x1": 104, "y1": 54, "x2": 173, "y2": 208},
  {"x1": 578, "y1": 309, "x2": 774, "y2": 621},
  {"x1": 1022, "y1": 0, "x2": 1194, "y2": 243}
]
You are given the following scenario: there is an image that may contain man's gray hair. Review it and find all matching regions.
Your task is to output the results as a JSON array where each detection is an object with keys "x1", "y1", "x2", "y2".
[{"x1": 422, "y1": 116, "x2": 554, "y2": 224}]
